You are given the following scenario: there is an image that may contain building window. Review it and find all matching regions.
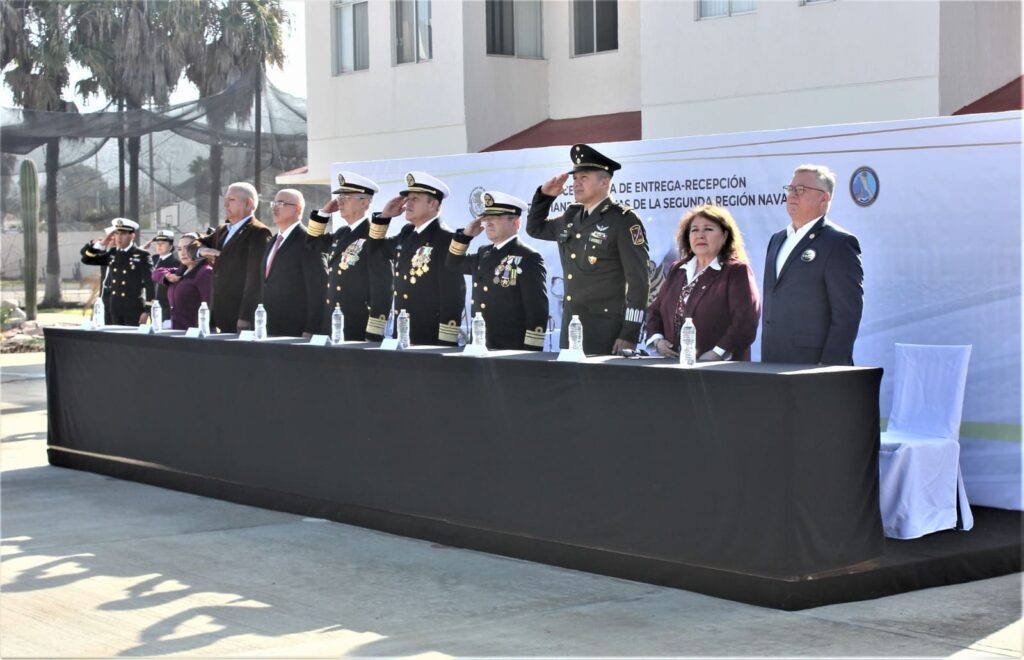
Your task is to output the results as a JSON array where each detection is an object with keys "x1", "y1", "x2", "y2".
[
  {"x1": 698, "y1": 0, "x2": 756, "y2": 19},
  {"x1": 333, "y1": 1, "x2": 369, "y2": 74},
  {"x1": 395, "y1": 0, "x2": 431, "y2": 64},
  {"x1": 486, "y1": 0, "x2": 543, "y2": 58},
  {"x1": 573, "y1": 0, "x2": 617, "y2": 56}
]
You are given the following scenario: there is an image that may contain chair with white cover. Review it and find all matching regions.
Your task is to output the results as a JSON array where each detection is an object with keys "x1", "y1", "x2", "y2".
[{"x1": 878, "y1": 343, "x2": 974, "y2": 539}]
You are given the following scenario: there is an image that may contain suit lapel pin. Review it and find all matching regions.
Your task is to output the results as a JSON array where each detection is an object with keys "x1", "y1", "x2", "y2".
[
  {"x1": 809, "y1": 233, "x2": 816, "y2": 240},
  {"x1": 801, "y1": 249, "x2": 816, "y2": 263}
]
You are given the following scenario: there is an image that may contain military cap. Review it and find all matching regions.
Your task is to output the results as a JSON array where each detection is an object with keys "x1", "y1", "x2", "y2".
[
  {"x1": 401, "y1": 171, "x2": 450, "y2": 201},
  {"x1": 152, "y1": 229, "x2": 175, "y2": 243},
  {"x1": 481, "y1": 191, "x2": 528, "y2": 216},
  {"x1": 333, "y1": 171, "x2": 380, "y2": 196},
  {"x1": 570, "y1": 143, "x2": 621, "y2": 176},
  {"x1": 110, "y1": 217, "x2": 140, "y2": 233}
]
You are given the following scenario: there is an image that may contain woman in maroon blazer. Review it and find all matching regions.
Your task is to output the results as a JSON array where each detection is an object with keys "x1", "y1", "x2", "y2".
[
  {"x1": 152, "y1": 238, "x2": 213, "y2": 330},
  {"x1": 645, "y1": 205, "x2": 761, "y2": 361}
]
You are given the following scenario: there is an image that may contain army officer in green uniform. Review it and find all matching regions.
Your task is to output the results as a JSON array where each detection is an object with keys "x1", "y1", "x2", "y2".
[
  {"x1": 526, "y1": 144, "x2": 650, "y2": 355},
  {"x1": 446, "y1": 191, "x2": 548, "y2": 351}
]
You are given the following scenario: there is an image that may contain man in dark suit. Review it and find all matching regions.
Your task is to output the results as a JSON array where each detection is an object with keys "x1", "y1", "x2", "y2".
[
  {"x1": 306, "y1": 171, "x2": 394, "y2": 341},
  {"x1": 446, "y1": 191, "x2": 548, "y2": 350},
  {"x1": 761, "y1": 164, "x2": 864, "y2": 365},
  {"x1": 527, "y1": 144, "x2": 650, "y2": 356},
  {"x1": 367, "y1": 172, "x2": 466, "y2": 346},
  {"x1": 79, "y1": 218, "x2": 154, "y2": 325},
  {"x1": 260, "y1": 189, "x2": 327, "y2": 337},
  {"x1": 196, "y1": 182, "x2": 272, "y2": 333}
]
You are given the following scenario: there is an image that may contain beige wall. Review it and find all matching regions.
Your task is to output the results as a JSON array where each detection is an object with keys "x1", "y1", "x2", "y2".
[
  {"x1": 545, "y1": 0, "x2": 641, "y2": 120},
  {"x1": 640, "y1": 0, "x2": 943, "y2": 139},
  {"x1": 938, "y1": 0, "x2": 1022, "y2": 115},
  {"x1": 305, "y1": 0, "x2": 469, "y2": 180},
  {"x1": 462, "y1": 0, "x2": 550, "y2": 152}
]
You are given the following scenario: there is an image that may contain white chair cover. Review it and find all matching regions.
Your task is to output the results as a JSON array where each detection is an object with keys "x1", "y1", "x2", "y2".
[{"x1": 879, "y1": 344, "x2": 974, "y2": 539}]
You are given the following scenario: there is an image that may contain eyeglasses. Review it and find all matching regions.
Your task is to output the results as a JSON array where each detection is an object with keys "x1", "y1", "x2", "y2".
[
  {"x1": 782, "y1": 185, "x2": 828, "y2": 196},
  {"x1": 270, "y1": 200, "x2": 298, "y2": 208},
  {"x1": 336, "y1": 194, "x2": 368, "y2": 201}
]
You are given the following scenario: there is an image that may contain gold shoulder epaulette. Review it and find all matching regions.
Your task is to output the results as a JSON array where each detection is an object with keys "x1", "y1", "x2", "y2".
[
  {"x1": 524, "y1": 326, "x2": 545, "y2": 348},
  {"x1": 366, "y1": 315, "x2": 387, "y2": 336},
  {"x1": 438, "y1": 320, "x2": 461, "y2": 343}
]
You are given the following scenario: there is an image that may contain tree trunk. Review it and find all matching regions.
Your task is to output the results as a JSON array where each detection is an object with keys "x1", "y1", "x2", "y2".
[
  {"x1": 253, "y1": 68, "x2": 262, "y2": 192},
  {"x1": 129, "y1": 135, "x2": 140, "y2": 222},
  {"x1": 208, "y1": 143, "x2": 222, "y2": 228},
  {"x1": 118, "y1": 99, "x2": 125, "y2": 217},
  {"x1": 41, "y1": 139, "x2": 62, "y2": 307}
]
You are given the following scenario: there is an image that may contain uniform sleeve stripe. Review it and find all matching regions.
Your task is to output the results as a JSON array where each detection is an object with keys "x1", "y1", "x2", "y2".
[{"x1": 624, "y1": 307, "x2": 644, "y2": 324}]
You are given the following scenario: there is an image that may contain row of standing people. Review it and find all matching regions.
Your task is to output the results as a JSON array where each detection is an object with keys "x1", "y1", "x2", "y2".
[{"x1": 80, "y1": 144, "x2": 863, "y2": 365}]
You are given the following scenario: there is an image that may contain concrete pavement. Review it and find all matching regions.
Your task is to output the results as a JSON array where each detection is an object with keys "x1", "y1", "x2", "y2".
[{"x1": 1, "y1": 352, "x2": 1021, "y2": 658}]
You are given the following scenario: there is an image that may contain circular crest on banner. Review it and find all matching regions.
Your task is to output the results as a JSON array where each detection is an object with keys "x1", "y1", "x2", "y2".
[
  {"x1": 849, "y1": 166, "x2": 879, "y2": 207},
  {"x1": 468, "y1": 186, "x2": 487, "y2": 217}
]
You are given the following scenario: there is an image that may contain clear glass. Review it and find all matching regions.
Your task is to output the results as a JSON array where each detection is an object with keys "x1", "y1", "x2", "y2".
[
  {"x1": 254, "y1": 304, "x2": 267, "y2": 341},
  {"x1": 198, "y1": 302, "x2": 210, "y2": 336},
  {"x1": 568, "y1": 314, "x2": 583, "y2": 351},
  {"x1": 331, "y1": 304, "x2": 345, "y2": 344},
  {"x1": 150, "y1": 300, "x2": 162, "y2": 331},
  {"x1": 92, "y1": 299, "x2": 105, "y2": 328},
  {"x1": 397, "y1": 309, "x2": 411, "y2": 349},
  {"x1": 472, "y1": 311, "x2": 486, "y2": 347},
  {"x1": 680, "y1": 318, "x2": 697, "y2": 367}
]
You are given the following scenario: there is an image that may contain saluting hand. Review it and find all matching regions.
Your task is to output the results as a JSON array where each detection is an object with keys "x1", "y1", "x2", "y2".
[
  {"x1": 141, "y1": 239, "x2": 153, "y2": 250},
  {"x1": 463, "y1": 217, "x2": 485, "y2": 237},
  {"x1": 380, "y1": 195, "x2": 407, "y2": 219},
  {"x1": 541, "y1": 172, "x2": 570, "y2": 197},
  {"x1": 320, "y1": 197, "x2": 342, "y2": 215}
]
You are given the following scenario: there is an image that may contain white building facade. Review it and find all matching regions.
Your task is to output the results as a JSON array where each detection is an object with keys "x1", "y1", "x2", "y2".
[{"x1": 300, "y1": 0, "x2": 1020, "y2": 182}]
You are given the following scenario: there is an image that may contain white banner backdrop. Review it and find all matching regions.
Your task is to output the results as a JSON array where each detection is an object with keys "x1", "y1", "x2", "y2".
[{"x1": 332, "y1": 111, "x2": 1022, "y2": 508}]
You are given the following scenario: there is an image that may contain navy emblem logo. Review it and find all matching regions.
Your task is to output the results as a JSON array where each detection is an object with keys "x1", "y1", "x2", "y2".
[
  {"x1": 483, "y1": 192, "x2": 494, "y2": 207},
  {"x1": 468, "y1": 187, "x2": 487, "y2": 217},
  {"x1": 850, "y1": 166, "x2": 879, "y2": 207},
  {"x1": 406, "y1": 173, "x2": 416, "y2": 187},
  {"x1": 337, "y1": 172, "x2": 346, "y2": 187}
]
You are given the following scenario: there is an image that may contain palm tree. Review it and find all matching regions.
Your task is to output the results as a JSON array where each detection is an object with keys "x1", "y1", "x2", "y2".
[
  {"x1": 70, "y1": 0, "x2": 198, "y2": 224},
  {"x1": 185, "y1": 0, "x2": 287, "y2": 224},
  {"x1": 1, "y1": 0, "x2": 74, "y2": 306}
]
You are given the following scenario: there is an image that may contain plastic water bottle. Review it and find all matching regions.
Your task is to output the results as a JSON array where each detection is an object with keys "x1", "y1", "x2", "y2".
[
  {"x1": 254, "y1": 303, "x2": 267, "y2": 340},
  {"x1": 331, "y1": 304, "x2": 345, "y2": 344},
  {"x1": 568, "y1": 314, "x2": 583, "y2": 351},
  {"x1": 471, "y1": 311, "x2": 486, "y2": 348},
  {"x1": 397, "y1": 309, "x2": 410, "y2": 349},
  {"x1": 150, "y1": 300, "x2": 162, "y2": 331},
  {"x1": 92, "y1": 298, "x2": 105, "y2": 328},
  {"x1": 680, "y1": 317, "x2": 697, "y2": 367},
  {"x1": 198, "y1": 302, "x2": 210, "y2": 336}
]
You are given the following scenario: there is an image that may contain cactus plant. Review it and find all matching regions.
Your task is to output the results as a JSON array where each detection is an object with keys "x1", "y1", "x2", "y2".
[{"x1": 20, "y1": 159, "x2": 39, "y2": 320}]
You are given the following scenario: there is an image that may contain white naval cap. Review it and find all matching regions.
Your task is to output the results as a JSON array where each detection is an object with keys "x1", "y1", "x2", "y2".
[
  {"x1": 110, "y1": 217, "x2": 140, "y2": 232},
  {"x1": 401, "y1": 171, "x2": 450, "y2": 201},
  {"x1": 152, "y1": 229, "x2": 176, "y2": 242},
  {"x1": 482, "y1": 191, "x2": 528, "y2": 216},
  {"x1": 332, "y1": 171, "x2": 380, "y2": 195}
]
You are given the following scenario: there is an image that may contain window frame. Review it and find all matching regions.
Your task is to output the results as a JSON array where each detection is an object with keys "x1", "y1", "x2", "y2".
[
  {"x1": 571, "y1": 0, "x2": 618, "y2": 58},
  {"x1": 393, "y1": 0, "x2": 432, "y2": 66},
  {"x1": 332, "y1": 0, "x2": 370, "y2": 75},
  {"x1": 485, "y1": 0, "x2": 545, "y2": 60},
  {"x1": 696, "y1": 0, "x2": 757, "y2": 21}
]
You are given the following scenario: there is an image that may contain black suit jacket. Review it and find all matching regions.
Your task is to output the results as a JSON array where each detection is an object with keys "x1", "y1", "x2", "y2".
[
  {"x1": 760, "y1": 216, "x2": 863, "y2": 365},
  {"x1": 306, "y1": 213, "x2": 393, "y2": 340},
  {"x1": 260, "y1": 224, "x2": 327, "y2": 337},
  {"x1": 368, "y1": 215, "x2": 466, "y2": 346},
  {"x1": 446, "y1": 233, "x2": 548, "y2": 350},
  {"x1": 199, "y1": 217, "x2": 272, "y2": 333}
]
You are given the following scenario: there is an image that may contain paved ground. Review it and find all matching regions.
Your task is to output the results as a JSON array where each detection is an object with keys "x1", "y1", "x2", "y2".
[{"x1": 1, "y1": 351, "x2": 1021, "y2": 658}]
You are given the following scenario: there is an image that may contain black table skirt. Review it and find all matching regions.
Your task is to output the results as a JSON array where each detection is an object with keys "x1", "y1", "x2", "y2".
[{"x1": 45, "y1": 328, "x2": 884, "y2": 579}]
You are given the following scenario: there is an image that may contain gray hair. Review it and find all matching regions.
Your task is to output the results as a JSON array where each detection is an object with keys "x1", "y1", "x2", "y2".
[
  {"x1": 227, "y1": 182, "x2": 260, "y2": 211},
  {"x1": 793, "y1": 164, "x2": 836, "y2": 194},
  {"x1": 277, "y1": 188, "x2": 305, "y2": 213}
]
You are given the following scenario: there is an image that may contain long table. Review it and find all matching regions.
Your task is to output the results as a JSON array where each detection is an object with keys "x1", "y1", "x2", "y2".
[{"x1": 44, "y1": 327, "x2": 884, "y2": 601}]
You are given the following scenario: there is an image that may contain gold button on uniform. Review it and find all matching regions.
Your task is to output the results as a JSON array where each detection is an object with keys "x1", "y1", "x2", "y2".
[
  {"x1": 402, "y1": 293, "x2": 408, "y2": 300},
  {"x1": 567, "y1": 274, "x2": 573, "y2": 280},
  {"x1": 473, "y1": 282, "x2": 477, "y2": 288},
  {"x1": 566, "y1": 295, "x2": 572, "y2": 301},
  {"x1": 483, "y1": 286, "x2": 488, "y2": 292},
  {"x1": 575, "y1": 233, "x2": 581, "y2": 239},
  {"x1": 480, "y1": 303, "x2": 486, "y2": 309},
  {"x1": 570, "y1": 253, "x2": 576, "y2": 259}
]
